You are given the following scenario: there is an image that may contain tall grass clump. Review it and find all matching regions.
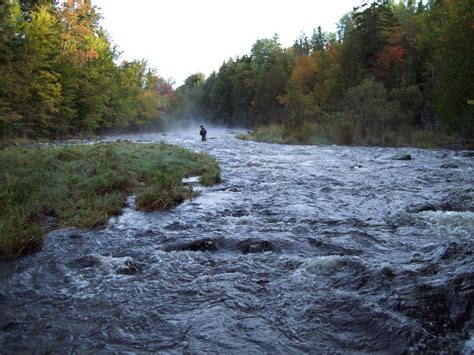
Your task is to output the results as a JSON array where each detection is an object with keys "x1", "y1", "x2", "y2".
[
  {"x1": 238, "y1": 125, "x2": 286, "y2": 144},
  {"x1": 0, "y1": 142, "x2": 220, "y2": 258}
]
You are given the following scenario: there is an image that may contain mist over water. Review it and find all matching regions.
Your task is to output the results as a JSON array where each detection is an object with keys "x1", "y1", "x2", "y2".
[{"x1": 1, "y1": 129, "x2": 473, "y2": 353}]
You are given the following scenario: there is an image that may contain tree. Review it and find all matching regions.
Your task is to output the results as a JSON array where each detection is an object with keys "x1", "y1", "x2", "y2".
[
  {"x1": 210, "y1": 60, "x2": 235, "y2": 122},
  {"x1": 310, "y1": 26, "x2": 327, "y2": 52},
  {"x1": 429, "y1": 0, "x2": 474, "y2": 136},
  {"x1": 250, "y1": 35, "x2": 281, "y2": 72},
  {"x1": 340, "y1": 77, "x2": 404, "y2": 137},
  {"x1": 293, "y1": 32, "x2": 311, "y2": 56},
  {"x1": 252, "y1": 48, "x2": 291, "y2": 125},
  {"x1": 339, "y1": 1, "x2": 401, "y2": 89},
  {"x1": 231, "y1": 56, "x2": 254, "y2": 125},
  {"x1": 0, "y1": 0, "x2": 23, "y2": 136},
  {"x1": 22, "y1": 5, "x2": 62, "y2": 135},
  {"x1": 176, "y1": 72, "x2": 206, "y2": 119}
]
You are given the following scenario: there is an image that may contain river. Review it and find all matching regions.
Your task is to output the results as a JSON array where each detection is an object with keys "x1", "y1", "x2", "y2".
[{"x1": 1, "y1": 128, "x2": 473, "y2": 353}]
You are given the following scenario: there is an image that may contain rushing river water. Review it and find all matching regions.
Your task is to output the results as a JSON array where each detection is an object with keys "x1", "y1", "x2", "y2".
[{"x1": 1, "y1": 128, "x2": 473, "y2": 353}]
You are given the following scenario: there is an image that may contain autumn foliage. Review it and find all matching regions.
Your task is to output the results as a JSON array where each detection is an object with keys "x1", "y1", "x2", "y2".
[
  {"x1": 178, "y1": 0, "x2": 473, "y2": 145},
  {"x1": 0, "y1": 0, "x2": 176, "y2": 138}
]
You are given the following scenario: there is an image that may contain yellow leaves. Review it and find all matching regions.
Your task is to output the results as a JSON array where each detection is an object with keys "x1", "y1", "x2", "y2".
[
  {"x1": 31, "y1": 69, "x2": 63, "y2": 129},
  {"x1": 277, "y1": 94, "x2": 289, "y2": 105},
  {"x1": 25, "y1": 6, "x2": 58, "y2": 49},
  {"x1": 2, "y1": 0, "x2": 22, "y2": 31}
]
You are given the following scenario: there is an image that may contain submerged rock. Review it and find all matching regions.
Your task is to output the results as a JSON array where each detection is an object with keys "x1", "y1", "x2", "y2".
[
  {"x1": 394, "y1": 274, "x2": 473, "y2": 335},
  {"x1": 440, "y1": 163, "x2": 459, "y2": 169},
  {"x1": 71, "y1": 255, "x2": 102, "y2": 269}
]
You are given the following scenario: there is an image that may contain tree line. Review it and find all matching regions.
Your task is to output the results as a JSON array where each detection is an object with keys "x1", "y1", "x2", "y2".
[
  {"x1": 0, "y1": 0, "x2": 176, "y2": 139},
  {"x1": 176, "y1": 0, "x2": 473, "y2": 145}
]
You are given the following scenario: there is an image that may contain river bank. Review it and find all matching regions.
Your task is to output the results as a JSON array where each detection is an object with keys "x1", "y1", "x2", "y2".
[
  {"x1": 238, "y1": 124, "x2": 474, "y2": 150},
  {"x1": 0, "y1": 142, "x2": 220, "y2": 258}
]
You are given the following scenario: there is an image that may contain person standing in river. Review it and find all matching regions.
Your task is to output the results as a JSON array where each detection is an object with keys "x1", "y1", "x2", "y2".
[{"x1": 199, "y1": 125, "x2": 207, "y2": 141}]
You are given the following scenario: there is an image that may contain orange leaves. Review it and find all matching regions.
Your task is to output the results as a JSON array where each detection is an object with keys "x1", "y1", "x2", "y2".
[
  {"x1": 387, "y1": 33, "x2": 406, "y2": 64},
  {"x1": 286, "y1": 45, "x2": 342, "y2": 107},
  {"x1": 291, "y1": 55, "x2": 318, "y2": 94},
  {"x1": 373, "y1": 33, "x2": 406, "y2": 83},
  {"x1": 57, "y1": 0, "x2": 100, "y2": 64}
]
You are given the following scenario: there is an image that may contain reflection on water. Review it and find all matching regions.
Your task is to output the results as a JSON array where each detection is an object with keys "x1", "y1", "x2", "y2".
[{"x1": 1, "y1": 128, "x2": 473, "y2": 353}]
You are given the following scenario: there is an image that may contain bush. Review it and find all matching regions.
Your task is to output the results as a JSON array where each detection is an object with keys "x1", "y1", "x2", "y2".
[
  {"x1": 342, "y1": 77, "x2": 404, "y2": 136},
  {"x1": 389, "y1": 85, "x2": 424, "y2": 126}
]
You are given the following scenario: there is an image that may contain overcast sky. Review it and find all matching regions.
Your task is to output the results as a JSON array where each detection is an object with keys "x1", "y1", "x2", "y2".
[{"x1": 93, "y1": 0, "x2": 364, "y2": 86}]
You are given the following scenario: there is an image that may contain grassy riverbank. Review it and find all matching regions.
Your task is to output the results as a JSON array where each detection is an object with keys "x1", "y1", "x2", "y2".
[
  {"x1": 0, "y1": 142, "x2": 220, "y2": 258},
  {"x1": 237, "y1": 124, "x2": 468, "y2": 149}
]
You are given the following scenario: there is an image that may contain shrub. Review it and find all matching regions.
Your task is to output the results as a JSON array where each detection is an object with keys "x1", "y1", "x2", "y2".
[{"x1": 342, "y1": 77, "x2": 404, "y2": 137}]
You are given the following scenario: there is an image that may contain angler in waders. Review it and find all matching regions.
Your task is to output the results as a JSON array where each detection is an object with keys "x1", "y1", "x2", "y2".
[{"x1": 199, "y1": 125, "x2": 207, "y2": 141}]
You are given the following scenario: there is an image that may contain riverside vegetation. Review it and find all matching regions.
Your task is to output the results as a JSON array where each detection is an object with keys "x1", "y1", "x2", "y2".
[
  {"x1": 175, "y1": 1, "x2": 473, "y2": 148},
  {"x1": 0, "y1": 142, "x2": 221, "y2": 258},
  {"x1": 2, "y1": 0, "x2": 471, "y2": 148},
  {"x1": 0, "y1": 1, "x2": 177, "y2": 139}
]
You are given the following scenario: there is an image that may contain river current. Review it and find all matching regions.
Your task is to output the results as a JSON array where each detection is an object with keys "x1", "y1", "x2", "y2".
[{"x1": 1, "y1": 128, "x2": 473, "y2": 353}]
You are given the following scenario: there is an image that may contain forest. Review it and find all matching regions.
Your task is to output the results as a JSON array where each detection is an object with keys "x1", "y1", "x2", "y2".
[
  {"x1": 0, "y1": 0, "x2": 472, "y2": 147},
  {"x1": 0, "y1": 0, "x2": 177, "y2": 139},
  {"x1": 175, "y1": 0, "x2": 473, "y2": 147}
]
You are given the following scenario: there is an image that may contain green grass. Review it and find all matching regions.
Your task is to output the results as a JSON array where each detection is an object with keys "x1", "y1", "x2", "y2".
[
  {"x1": 238, "y1": 125, "x2": 287, "y2": 144},
  {"x1": 0, "y1": 142, "x2": 221, "y2": 258},
  {"x1": 239, "y1": 123, "x2": 464, "y2": 149}
]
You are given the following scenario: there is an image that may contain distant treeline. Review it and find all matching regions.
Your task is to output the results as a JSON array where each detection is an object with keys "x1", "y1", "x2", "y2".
[
  {"x1": 0, "y1": 0, "x2": 177, "y2": 139},
  {"x1": 176, "y1": 0, "x2": 473, "y2": 146}
]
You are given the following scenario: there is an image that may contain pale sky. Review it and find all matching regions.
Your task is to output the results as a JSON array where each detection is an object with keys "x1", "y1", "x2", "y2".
[{"x1": 93, "y1": 0, "x2": 364, "y2": 86}]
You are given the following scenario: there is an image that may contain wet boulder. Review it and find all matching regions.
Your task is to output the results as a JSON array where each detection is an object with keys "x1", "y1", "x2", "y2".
[
  {"x1": 392, "y1": 154, "x2": 412, "y2": 161},
  {"x1": 378, "y1": 265, "x2": 395, "y2": 278},
  {"x1": 69, "y1": 233, "x2": 83, "y2": 239},
  {"x1": 165, "y1": 238, "x2": 218, "y2": 252},
  {"x1": 460, "y1": 151, "x2": 474, "y2": 158},
  {"x1": 236, "y1": 239, "x2": 274, "y2": 254},
  {"x1": 117, "y1": 259, "x2": 143, "y2": 275},
  {"x1": 407, "y1": 203, "x2": 439, "y2": 213},
  {"x1": 220, "y1": 208, "x2": 249, "y2": 217}
]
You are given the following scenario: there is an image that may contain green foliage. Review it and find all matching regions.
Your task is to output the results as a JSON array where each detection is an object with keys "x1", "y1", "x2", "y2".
[
  {"x1": 0, "y1": 142, "x2": 221, "y2": 257},
  {"x1": 231, "y1": 57, "x2": 254, "y2": 124},
  {"x1": 238, "y1": 125, "x2": 286, "y2": 144},
  {"x1": 210, "y1": 61, "x2": 236, "y2": 122},
  {"x1": 0, "y1": 1, "x2": 175, "y2": 139},
  {"x1": 178, "y1": 1, "x2": 472, "y2": 148},
  {"x1": 389, "y1": 84, "x2": 423, "y2": 126},
  {"x1": 429, "y1": 0, "x2": 474, "y2": 137},
  {"x1": 339, "y1": 77, "x2": 404, "y2": 136},
  {"x1": 252, "y1": 50, "x2": 291, "y2": 124},
  {"x1": 200, "y1": 167, "x2": 222, "y2": 186}
]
